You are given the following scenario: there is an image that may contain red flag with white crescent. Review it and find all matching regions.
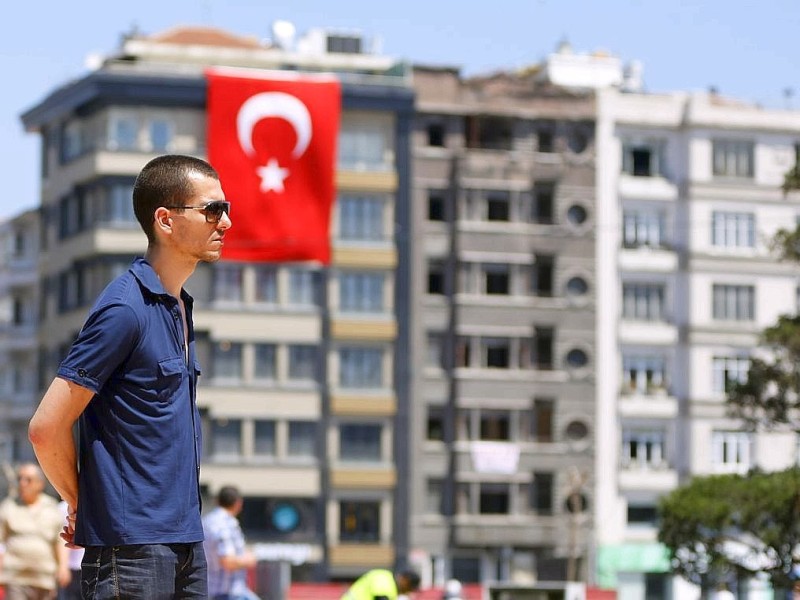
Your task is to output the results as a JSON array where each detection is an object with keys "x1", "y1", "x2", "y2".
[{"x1": 206, "y1": 68, "x2": 340, "y2": 263}]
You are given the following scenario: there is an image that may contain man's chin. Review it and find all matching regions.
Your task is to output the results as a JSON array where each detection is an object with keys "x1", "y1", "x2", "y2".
[{"x1": 200, "y1": 251, "x2": 223, "y2": 263}]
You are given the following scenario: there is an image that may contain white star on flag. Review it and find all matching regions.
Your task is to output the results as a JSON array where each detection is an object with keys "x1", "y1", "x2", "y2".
[{"x1": 257, "y1": 158, "x2": 290, "y2": 193}]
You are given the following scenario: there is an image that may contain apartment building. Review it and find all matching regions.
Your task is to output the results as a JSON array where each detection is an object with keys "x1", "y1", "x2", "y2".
[
  {"x1": 409, "y1": 53, "x2": 600, "y2": 586},
  {"x1": 596, "y1": 88, "x2": 800, "y2": 599},
  {"x1": 0, "y1": 208, "x2": 40, "y2": 493},
  {"x1": 19, "y1": 23, "x2": 414, "y2": 582}
]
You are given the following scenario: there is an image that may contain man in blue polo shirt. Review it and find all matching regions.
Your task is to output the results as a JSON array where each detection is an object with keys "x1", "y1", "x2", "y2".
[{"x1": 29, "y1": 154, "x2": 232, "y2": 598}]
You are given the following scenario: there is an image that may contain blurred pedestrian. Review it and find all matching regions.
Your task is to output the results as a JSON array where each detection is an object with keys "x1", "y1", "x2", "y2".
[
  {"x1": 341, "y1": 568, "x2": 421, "y2": 600},
  {"x1": 202, "y1": 486, "x2": 258, "y2": 600},
  {"x1": 0, "y1": 463, "x2": 69, "y2": 600}
]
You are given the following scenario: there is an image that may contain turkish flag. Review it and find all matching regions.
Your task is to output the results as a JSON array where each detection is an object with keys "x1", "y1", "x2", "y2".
[{"x1": 206, "y1": 68, "x2": 341, "y2": 263}]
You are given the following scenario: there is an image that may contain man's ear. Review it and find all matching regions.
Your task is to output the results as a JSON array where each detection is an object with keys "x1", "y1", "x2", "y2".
[{"x1": 154, "y1": 207, "x2": 173, "y2": 233}]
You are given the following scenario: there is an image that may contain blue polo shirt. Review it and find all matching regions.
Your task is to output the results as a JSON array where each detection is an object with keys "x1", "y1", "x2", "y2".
[{"x1": 57, "y1": 257, "x2": 204, "y2": 547}]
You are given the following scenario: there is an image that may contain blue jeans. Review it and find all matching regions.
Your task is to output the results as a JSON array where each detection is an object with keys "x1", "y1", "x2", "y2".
[{"x1": 81, "y1": 543, "x2": 207, "y2": 599}]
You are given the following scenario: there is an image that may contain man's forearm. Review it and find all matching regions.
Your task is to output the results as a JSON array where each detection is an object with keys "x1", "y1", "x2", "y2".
[
  {"x1": 30, "y1": 426, "x2": 79, "y2": 507},
  {"x1": 29, "y1": 378, "x2": 89, "y2": 508}
]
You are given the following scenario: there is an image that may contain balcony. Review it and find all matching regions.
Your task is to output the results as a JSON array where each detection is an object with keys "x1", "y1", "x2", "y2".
[
  {"x1": 453, "y1": 516, "x2": 560, "y2": 546},
  {"x1": 619, "y1": 246, "x2": 678, "y2": 273},
  {"x1": 619, "y1": 321, "x2": 678, "y2": 345},
  {"x1": 618, "y1": 467, "x2": 678, "y2": 492},
  {"x1": 618, "y1": 393, "x2": 678, "y2": 419},
  {"x1": 618, "y1": 175, "x2": 678, "y2": 202}
]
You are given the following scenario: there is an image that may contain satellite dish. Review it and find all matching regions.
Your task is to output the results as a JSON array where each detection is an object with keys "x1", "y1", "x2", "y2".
[{"x1": 272, "y1": 20, "x2": 296, "y2": 50}]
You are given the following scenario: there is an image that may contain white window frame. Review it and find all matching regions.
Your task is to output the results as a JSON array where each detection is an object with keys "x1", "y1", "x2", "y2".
[
  {"x1": 712, "y1": 284, "x2": 754, "y2": 321},
  {"x1": 711, "y1": 430, "x2": 752, "y2": 473},
  {"x1": 711, "y1": 211, "x2": 755, "y2": 249}
]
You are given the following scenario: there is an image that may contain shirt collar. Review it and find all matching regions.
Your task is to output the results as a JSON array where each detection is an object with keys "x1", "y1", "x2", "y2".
[{"x1": 129, "y1": 257, "x2": 194, "y2": 306}]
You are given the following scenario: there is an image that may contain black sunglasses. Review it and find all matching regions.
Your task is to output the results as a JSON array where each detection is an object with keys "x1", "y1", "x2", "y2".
[{"x1": 172, "y1": 200, "x2": 231, "y2": 224}]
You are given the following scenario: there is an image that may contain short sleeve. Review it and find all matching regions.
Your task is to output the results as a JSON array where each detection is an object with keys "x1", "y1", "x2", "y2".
[{"x1": 57, "y1": 302, "x2": 140, "y2": 394}]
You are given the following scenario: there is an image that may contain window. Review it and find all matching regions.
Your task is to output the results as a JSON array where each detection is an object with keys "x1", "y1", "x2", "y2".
[
  {"x1": 481, "y1": 338, "x2": 510, "y2": 369},
  {"x1": 254, "y1": 343, "x2": 277, "y2": 382},
  {"x1": 427, "y1": 261, "x2": 445, "y2": 295},
  {"x1": 210, "y1": 419, "x2": 241, "y2": 459},
  {"x1": 213, "y1": 264, "x2": 243, "y2": 303},
  {"x1": 622, "y1": 355, "x2": 667, "y2": 395},
  {"x1": 623, "y1": 210, "x2": 666, "y2": 248},
  {"x1": 566, "y1": 348, "x2": 588, "y2": 368},
  {"x1": 531, "y1": 472, "x2": 554, "y2": 514},
  {"x1": 712, "y1": 356, "x2": 750, "y2": 393},
  {"x1": 288, "y1": 269, "x2": 319, "y2": 307},
  {"x1": 338, "y1": 194, "x2": 385, "y2": 241},
  {"x1": 61, "y1": 121, "x2": 83, "y2": 163},
  {"x1": 108, "y1": 113, "x2": 139, "y2": 151},
  {"x1": 622, "y1": 429, "x2": 665, "y2": 469},
  {"x1": 340, "y1": 423, "x2": 382, "y2": 462},
  {"x1": 426, "y1": 479, "x2": 443, "y2": 514},
  {"x1": 479, "y1": 483, "x2": 509, "y2": 514},
  {"x1": 213, "y1": 341, "x2": 243, "y2": 381},
  {"x1": 327, "y1": 34, "x2": 361, "y2": 53},
  {"x1": 105, "y1": 184, "x2": 136, "y2": 225},
  {"x1": 627, "y1": 505, "x2": 658, "y2": 525},
  {"x1": 712, "y1": 284, "x2": 754, "y2": 321},
  {"x1": 288, "y1": 421, "x2": 316, "y2": 458},
  {"x1": 712, "y1": 212, "x2": 755, "y2": 248},
  {"x1": 426, "y1": 332, "x2": 444, "y2": 369},
  {"x1": 533, "y1": 327, "x2": 554, "y2": 370},
  {"x1": 339, "y1": 501, "x2": 379, "y2": 542},
  {"x1": 532, "y1": 182, "x2": 555, "y2": 224},
  {"x1": 339, "y1": 123, "x2": 390, "y2": 171},
  {"x1": 567, "y1": 205, "x2": 588, "y2": 226},
  {"x1": 427, "y1": 407, "x2": 444, "y2": 441},
  {"x1": 339, "y1": 347, "x2": 383, "y2": 388},
  {"x1": 455, "y1": 336, "x2": 472, "y2": 368},
  {"x1": 148, "y1": 118, "x2": 172, "y2": 152},
  {"x1": 622, "y1": 283, "x2": 665, "y2": 321},
  {"x1": 537, "y1": 123, "x2": 555, "y2": 153},
  {"x1": 254, "y1": 266, "x2": 278, "y2": 304},
  {"x1": 483, "y1": 264, "x2": 510, "y2": 295},
  {"x1": 566, "y1": 276, "x2": 589, "y2": 297},
  {"x1": 712, "y1": 431, "x2": 752, "y2": 473},
  {"x1": 532, "y1": 398, "x2": 554, "y2": 442},
  {"x1": 465, "y1": 115, "x2": 513, "y2": 150},
  {"x1": 622, "y1": 140, "x2": 666, "y2": 177},
  {"x1": 428, "y1": 190, "x2": 446, "y2": 221},
  {"x1": 713, "y1": 140, "x2": 754, "y2": 178},
  {"x1": 480, "y1": 410, "x2": 510, "y2": 441},
  {"x1": 288, "y1": 345, "x2": 318, "y2": 382},
  {"x1": 532, "y1": 255, "x2": 554, "y2": 297},
  {"x1": 253, "y1": 420, "x2": 276, "y2": 457},
  {"x1": 427, "y1": 123, "x2": 445, "y2": 147},
  {"x1": 339, "y1": 272, "x2": 384, "y2": 313},
  {"x1": 486, "y1": 191, "x2": 510, "y2": 222}
]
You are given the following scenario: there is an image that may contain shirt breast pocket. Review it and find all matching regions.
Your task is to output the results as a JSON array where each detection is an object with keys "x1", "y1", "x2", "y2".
[{"x1": 157, "y1": 356, "x2": 187, "y2": 403}]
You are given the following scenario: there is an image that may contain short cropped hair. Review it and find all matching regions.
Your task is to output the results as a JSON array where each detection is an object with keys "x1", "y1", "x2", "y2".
[
  {"x1": 132, "y1": 154, "x2": 219, "y2": 244},
  {"x1": 399, "y1": 569, "x2": 421, "y2": 591},
  {"x1": 216, "y1": 485, "x2": 242, "y2": 509}
]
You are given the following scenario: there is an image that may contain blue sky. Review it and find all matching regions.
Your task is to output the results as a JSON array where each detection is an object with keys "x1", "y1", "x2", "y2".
[{"x1": 2, "y1": 0, "x2": 798, "y2": 219}]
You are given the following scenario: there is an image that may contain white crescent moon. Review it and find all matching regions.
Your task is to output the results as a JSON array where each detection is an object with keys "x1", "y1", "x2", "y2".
[{"x1": 236, "y1": 92, "x2": 312, "y2": 158}]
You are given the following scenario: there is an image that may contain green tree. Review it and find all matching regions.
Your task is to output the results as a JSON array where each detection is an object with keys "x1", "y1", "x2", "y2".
[
  {"x1": 726, "y1": 221, "x2": 800, "y2": 430},
  {"x1": 658, "y1": 468, "x2": 800, "y2": 589}
]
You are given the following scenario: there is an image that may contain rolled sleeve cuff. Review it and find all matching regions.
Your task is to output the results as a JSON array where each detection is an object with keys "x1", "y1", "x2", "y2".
[{"x1": 57, "y1": 366, "x2": 101, "y2": 395}]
